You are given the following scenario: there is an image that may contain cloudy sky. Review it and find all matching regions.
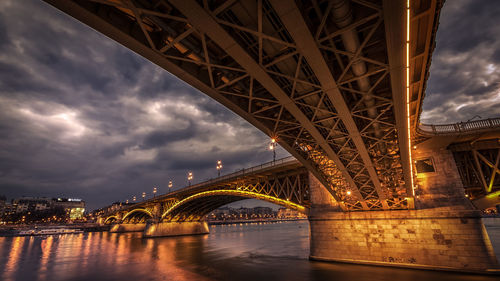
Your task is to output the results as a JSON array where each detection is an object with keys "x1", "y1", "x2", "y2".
[{"x1": 0, "y1": 0, "x2": 499, "y2": 210}]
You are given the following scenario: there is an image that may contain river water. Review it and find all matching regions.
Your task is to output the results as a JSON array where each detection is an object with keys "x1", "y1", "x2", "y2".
[{"x1": 1, "y1": 221, "x2": 499, "y2": 281}]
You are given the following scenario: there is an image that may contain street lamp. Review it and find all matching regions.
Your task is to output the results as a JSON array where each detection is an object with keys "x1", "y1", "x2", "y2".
[
  {"x1": 133, "y1": 196, "x2": 136, "y2": 202},
  {"x1": 216, "y1": 160, "x2": 223, "y2": 177},
  {"x1": 187, "y1": 172, "x2": 193, "y2": 186},
  {"x1": 269, "y1": 137, "x2": 277, "y2": 163},
  {"x1": 126, "y1": 199, "x2": 129, "y2": 204},
  {"x1": 168, "y1": 180, "x2": 173, "y2": 193},
  {"x1": 142, "y1": 192, "x2": 146, "y2": 201},
  {"x1": 153, "y1": 187, "x2": 157, "y2": 198}
]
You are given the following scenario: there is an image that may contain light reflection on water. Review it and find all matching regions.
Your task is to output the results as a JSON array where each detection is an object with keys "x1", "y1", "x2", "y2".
[{"x1": 0, "y1": 221, "x2": 499, "y2": 281}]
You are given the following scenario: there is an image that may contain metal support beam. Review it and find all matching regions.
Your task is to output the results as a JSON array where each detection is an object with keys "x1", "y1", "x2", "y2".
[
  {"x1": 43, "y1": 0, "x2": 335, "y2": 207},
  {"x1": 169, "y1": 0, "x2": 360, "y2": 209},
  {"x1": 382, "y1": 0, "x2": 413, "y2": 198},
  {"x1": 270, "y1": 0, "x2": 388, "y2": 208}
]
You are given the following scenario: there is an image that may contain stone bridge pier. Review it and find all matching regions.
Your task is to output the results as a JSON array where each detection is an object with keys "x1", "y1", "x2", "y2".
[
  {"x1": 308, "y1": 145, "x2": 499, "y2": 273},
  {"x1": 106, "y1": 202, "x2": 210, "y2": 236},
  {"x1": 143, "y1": 202, "x2": 210, "y2": 237},
  {"x1": 143, "y1": 222, "x2": 209, "y2": 238}
]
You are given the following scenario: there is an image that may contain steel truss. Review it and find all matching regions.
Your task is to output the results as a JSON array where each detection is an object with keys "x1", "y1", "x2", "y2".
[
  {"x1": 108, "y1": 166, "x2": 309, "y2": 223},
  {"x1": 44, "y1": 0, "x2": 441, "y2": 210},
  {"x1": 162, "y1": 170, "x2": 309, "y2": 222},
  {"x1": 451, "y1": 139, "x2": 500, "y2": 199}
]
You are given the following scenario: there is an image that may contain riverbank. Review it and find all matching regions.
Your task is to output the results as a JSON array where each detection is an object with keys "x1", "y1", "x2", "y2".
[{"x1": 0, "y1": 223, "x2": 110, "y2": 236}]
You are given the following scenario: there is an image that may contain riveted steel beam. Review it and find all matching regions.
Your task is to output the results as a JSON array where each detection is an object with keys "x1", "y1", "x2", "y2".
[
  {"x1": 169, "y1": 0, "x2": 362, "y2": 209},
  {"x1": 270, "y1": 0, "x2": 388, "y2": 208}
]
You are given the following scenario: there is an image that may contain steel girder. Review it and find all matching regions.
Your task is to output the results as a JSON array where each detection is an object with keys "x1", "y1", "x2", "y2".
[
  {"x1": 450, "y1": 139, "x2": 500, "y2": 200},
  {"x1": 162, "y1": 170, "x2": 309, "y2": 222},
  {"x1": 103, "y1": 166, "x2": 309, "y2": 223},
  {"x1": 43, "y1": 0, "x2": 441, "y2": 210}
]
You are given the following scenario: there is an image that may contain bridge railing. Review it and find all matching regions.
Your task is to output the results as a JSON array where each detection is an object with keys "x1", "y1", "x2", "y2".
[
  {"x1": 418, "y1": 117, "x2": 500, "y2": 136},
  {"x1": 115, "y1": 156, "x2": 299, "y2": 211},
  {"x1": 183, "y1": 156, "x2": 298, "y2": 191},
  {"x1": 101, "y1": 156, "x2": 298, "y2": 214}
]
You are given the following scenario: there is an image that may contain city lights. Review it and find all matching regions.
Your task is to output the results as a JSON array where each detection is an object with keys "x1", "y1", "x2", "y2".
[
  {"x1": 269, "y1": 137, "x2": 277, "y2": 163},
  {"x1": 187, "y1": 172, "x2": 193, "y2": 186},
  {"x1": 406, "y1": 0, "x2": 415, "y2": 197},
  {"x1": 216, "y1": 160, "x2": 223, "y2": 177}
]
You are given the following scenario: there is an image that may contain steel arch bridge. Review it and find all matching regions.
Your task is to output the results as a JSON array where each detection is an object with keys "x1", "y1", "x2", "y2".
[
  {"x1": 43, "y1": 0, "x2": 445, "y2": 211},
  {"x1": 101, "y1": 157, "x2": 309, "y2": 223},
  {"x1": 42, "y1": 0, "x2": 500, "y2": 272}
]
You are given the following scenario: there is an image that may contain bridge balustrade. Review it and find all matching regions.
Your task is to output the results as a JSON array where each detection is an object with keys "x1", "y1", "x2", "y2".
[
  {"x1": 418, "y1": 117, "x2": 500, "y2": 135},
  {"x1": 184, "y1": 156, "x2": 298, "y2": 191}
]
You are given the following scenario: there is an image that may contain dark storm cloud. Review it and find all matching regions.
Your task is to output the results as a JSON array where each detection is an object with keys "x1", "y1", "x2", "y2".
[
  {"x1": 0, "y1": 0, "x2": 285, "y2": 210},
  {"x1": 422, "y1": 0, "x2": 500, "y2": 124}
]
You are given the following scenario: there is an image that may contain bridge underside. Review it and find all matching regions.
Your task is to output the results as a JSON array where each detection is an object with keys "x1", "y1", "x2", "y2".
[
  {"x1": 43, "y1": 0, "x2": 443, "y2": 211},
  {"x1": 104, "y1": 160, "x2": 309, "y2": 224},
  {"x1": 161, "y1": 186, "x2": 308, "y2": 222}
]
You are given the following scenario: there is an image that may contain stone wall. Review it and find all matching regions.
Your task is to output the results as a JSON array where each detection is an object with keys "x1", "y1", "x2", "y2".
[
  {"x1": 309, "y1": 209, "x2": 499, "y2": 272},
  {"x1": 109, "y1": 223, "x2": 146, "y2": 233},
  {"x1": 143, "y1": 221, "x2": 209, "y2": 237},
  {"x1": 306, "y1": 145, "x2": 500, "y2": 272},
  {"x1": 413, "y1": 147, "x2": 473, "y2": 209},
  {"x1": 308, "y1": 172, "x2": 341, "y2": 211}
]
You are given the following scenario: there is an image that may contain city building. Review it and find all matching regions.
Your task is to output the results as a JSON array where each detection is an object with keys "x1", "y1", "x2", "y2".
[
  {"x1": 208, "y1": 206, "x2": 278, "y2": 221},
  {"x1": 0, "y1": 196, "x2": 86, "y2": 221},
  {"x1": 277, "y1": 208, "x2": 307, "y2": 219},
  {"x1": 13, "y1": 197, "x2": 53, "y2": 213}
]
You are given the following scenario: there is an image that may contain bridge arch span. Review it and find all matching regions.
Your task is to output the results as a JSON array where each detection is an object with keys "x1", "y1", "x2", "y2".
[
  {"x1": 103, "y1": 215, "x2": 119, "y2": 225},
  {"x1": 161, "y1": 190, "x2": 307, "y2": 222},
  {"x1": 122, "y1": 208, "x2": 153, "y2": 223}
]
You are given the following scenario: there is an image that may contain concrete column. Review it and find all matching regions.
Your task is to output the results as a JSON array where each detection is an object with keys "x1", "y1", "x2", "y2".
[
  {"x1": 143, "y1": 221, "x2": 209, "y2": 238},
  {"x1": 109, "y1": 223, "x2": 146, "y2": 233}
]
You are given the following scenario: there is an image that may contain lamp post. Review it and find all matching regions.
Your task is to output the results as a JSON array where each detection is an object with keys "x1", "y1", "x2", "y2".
[
  {"x1": 216, "y1": 160, "x2": 222, "y2": 177},
  {"x1": 153, "y1": 187, "x2": 157, "y2": 198},
  {"x1": 133, "y1": 196, "x2": 136, "y2": 202},
  {"x1": 168, "y1": 180, "x2": 173, "y2": 193},
  {"x1": 126, "y1": 199, "x2": 129, "y2": 204},
  {"x1": 142, "y1": 192, "x2": 146, "y2": 201},
  {"x1": 187, "y1": 172, "x2": 193, "y2": 186},
  {"x1": 269, "y1": 138, "x2": 277, "y2": 163}
]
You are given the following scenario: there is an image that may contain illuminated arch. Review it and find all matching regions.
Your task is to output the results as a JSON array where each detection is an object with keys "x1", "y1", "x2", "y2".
[
  {"x1": 161, "y1": 189, "x2": 306, "y2": 220},
  {"x1": 104, "y1": 215, "x2": 119, "y2": 224},
  {"x1": 122, "y1": 208, "x2": 153, "y2": 222}
]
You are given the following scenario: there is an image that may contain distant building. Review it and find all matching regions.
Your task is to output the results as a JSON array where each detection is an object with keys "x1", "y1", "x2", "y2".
[
  {"x1": 13, "y1": 197, "x2": 52, "y2": 213},
  {"x1": 91, "y1": 202, "x2": 133, "y2": 219},
  {"x1": 2, "y1": 197, "x2": 86, "y2": 220},
  {"x1": 1, "y1": 202, "x2": 17, "y2": 217},
  {"x1": 52, "y1": 198, "x2": 86, "y2": 219},
  {"x1": 208, "y1": 206, "x2": 277, "y2": 221},
  {"x1": 0, "y1": 195, "x2": 6, "y2": 217},
  {"x1": 277, "y1": 208, "x2": 307, "y2": 219}
]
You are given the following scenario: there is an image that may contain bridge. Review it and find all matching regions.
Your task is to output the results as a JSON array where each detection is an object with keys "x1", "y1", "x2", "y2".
[
  {"x1": 100, "y1": 156, "x2": 309, "y2": 235},
  {"x1": 44, "y1": 0, "x2": 500, "y2": 273}
]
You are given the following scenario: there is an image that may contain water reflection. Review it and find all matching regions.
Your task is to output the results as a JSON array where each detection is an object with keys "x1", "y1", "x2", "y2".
[{"x1": 0, "y1": 221, "x2": 499, "y2": 281}]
